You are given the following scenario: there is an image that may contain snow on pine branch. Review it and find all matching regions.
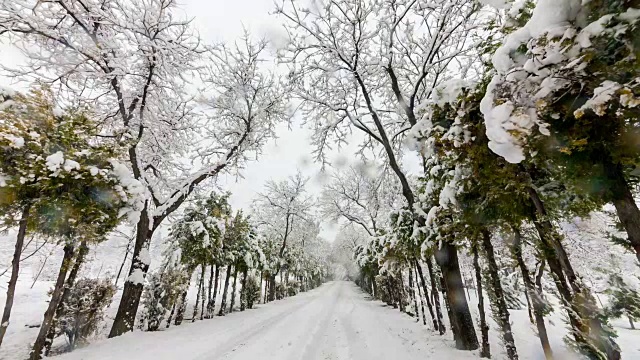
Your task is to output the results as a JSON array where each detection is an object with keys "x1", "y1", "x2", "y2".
[{"x1": 480, "y1": 0, "x2": 640, "y2": 163}]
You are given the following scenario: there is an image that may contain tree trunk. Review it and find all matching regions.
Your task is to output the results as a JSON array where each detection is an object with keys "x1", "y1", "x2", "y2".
[
  {"x1": 218, "y1": 267, "x2": 224, "y2": 294},
  {"x1": 303, "y1": 274, "x2": 308, "y2": 292},
  {"x1": 371, "y1": 271, "x2": 378, "y2": 299},
  {"x1": 511, "y1": 227, "x2": 553, "y2": 360},
  {"x1": 528, "y1": 186, "x2": 620, "y2": 360},
  {"x1": 284, "y1": 269, "x2": 289, "y2": 288},
  {"x1": 191, "y1": 264, "x2": 205, "y2": 322},
  {"x1": 533, "y1": 213, "x2": 612, "y2": 358},
  {"x1": 601, "y1": 153, "x2": 640, "y2": 263},
  {"x1": 0, "y1": 204, "x2": 30, "y2": 349},
  {"x1": 205, "y1": 264, "x2": 214, "y2": 319},
  {"x1": 166, "y1": 302, "x2": 176, "y2": 329},
  {"x1": 398, "y1": 271, "x2": 406, "y2": 313},
  {"x1": 541, "y1": 240, "x2": 599, "y2": 357},
  {"x1": 612, "y1": 194, "x2": 640, "y2": 263},
  {"x1": 470, "y1": 269, "x2": 478, "y2": 298},
  {"x1": 426, "y1": 257, "x2": 446, "y2": 334},
  {"x1": 391, "y1": 275, "x2": 398, "y2": 308},
  {"x1": 267, "y1": 274, "x2": 276, "y2": 302},
  {"x1": 174, "y1": 290, "x2": 187, "y2": 326},
  {"x1": 240, "y1": 268, "x2": 248, "y2": 311},
  {"x1": 472, "y1": 244, "x2": 491, "y2": 359},
  {"x1": 527, "y1": 186, "x2": 583, "y2": 294},
  {"x1": 45, "y1": 241, "x2": 89, "y2": 355},
  {"x1": 386, "y1": 276, "x2": 396, "y2": 308},
  {"x1": 192, "y1": 266, "x2": 203, "y2": 322},
  {"x1": 30, "y1": 244, "x2": 75, "y2": 360},
  {"x1": 462, "y1": 271, "x2": 471, "y2": 301},
  {"x1": 109, "y1": 208, "x2": 153, "y2": 338},
  {"x1": 408, "y1": 268, "x2": 419, "y2": 321},
  {"x1": 218, "y1": 265, "x2": 232, "y2": 316},
  {"x1": 258, "y1": 271, "x2": 263, "y2": 304},
  {"x1": 524, "y1": 287, "x2": 534, "y2": 324},
  {"x1": 114, "y1": 238, "x2": 132, "y2": 286},
  {"x1": 365, "y1": 274, "x2": 371, "y2": 297},
  {"x1": 229, "y1": 265, "x2": 239, "y2": 313},
  {"x1": 535, "y1": 260, "x2": 545, "y2": 293},
  {"x1": 480, "y1": 229, "x2": 518, "y2": 360},
  {"x1": 207, "y1": 265, "x2": 220, "y2": 317},
  {"x1": 441, "y1": 275, "x2": 456, "y2": 344},
  {"x1": 200, "y1": 270, "x2": 206, "y2": 320},
  {"x1": 629, "y1": 317, "x2": 635, "y2": 330},
  {"x1": 415, "y1": 260, "x2": 439, "y2": 332},
  {"x1": 413, "y1": 266, "x2": 427, "y2": 326},
  {"x1": 435, "y1": 241, "x2": 479, "y2": 350},
  {"x1": 263, "y1": 277, "x2": 269, "y2": 304}
]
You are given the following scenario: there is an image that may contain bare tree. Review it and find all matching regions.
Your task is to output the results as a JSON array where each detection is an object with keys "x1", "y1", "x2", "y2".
[
  {"x1": 276, "y1": 0, "x2": 480, "y2": 349},
  {"x1": 321, "y1": 164, "x2": 398, "y2": 236},
  {"x1": 253, "y1": 172, "x2": 315, "y2": 301},
  {"x1": 330, "y1": 225, "x2": 368, "y2": 279},
  {"x1": 0, "y1": 0, "x2": 290, "y2": 336}
]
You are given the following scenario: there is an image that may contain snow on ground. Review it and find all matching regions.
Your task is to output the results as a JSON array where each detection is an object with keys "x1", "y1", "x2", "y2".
[
  {"x1": 0, "y1": 264, "x2": 241, "y2": 360},
  {"x1": 54, "y1": 281, "x2": 478, "y2": 360},
  {"x1": 0, "y1": 227, "x2": 216, "y2": 360},
  {"x1": 1, "y1": 225, "x2": 638, "y2": 360},
  {"x1": 0, "y1": 275, "x2": 124, "y2": 360},
  {"x1": 3, "y1": 281, "x2": 631, "y2": 360}
]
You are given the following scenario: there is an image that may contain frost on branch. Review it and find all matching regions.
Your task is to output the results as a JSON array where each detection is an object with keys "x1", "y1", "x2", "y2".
[
  {"x1": 320, "y1": 164, "x2": 399, "y2": 237},
  {"x1": 0, "y1": 0, "x2": 290, "y2": 230},
  {"x1": 276, "y1": 0, "x2": 481, "y2": 167}
]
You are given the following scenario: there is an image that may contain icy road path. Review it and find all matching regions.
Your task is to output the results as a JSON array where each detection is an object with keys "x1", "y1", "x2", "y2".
[{"x1": 58, "y1": 281, "x2": 472, "y2": 360}]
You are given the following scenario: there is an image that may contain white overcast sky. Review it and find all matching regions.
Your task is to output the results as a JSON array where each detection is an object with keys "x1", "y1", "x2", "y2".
[
  {"x1": 0, "y1": 0, "x2": 421, "y2": 242},
  {"x1": 0, "y1": 0, "x2": 343, "y2": 240},
  {"x1": 178, "y1": 0, "x2": 340, "y2": 240}
]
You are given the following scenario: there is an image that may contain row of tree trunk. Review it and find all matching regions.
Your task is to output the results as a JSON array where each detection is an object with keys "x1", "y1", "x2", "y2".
[
  {"x1": 182, "y1": 263, "x2": 319, "y2": 326},
  {"x1": 358, "y1": 188, "x2": 620, "y2": 360},
  {"x1": 10, "y1": 238, "x2": 92, "y2": 360}
]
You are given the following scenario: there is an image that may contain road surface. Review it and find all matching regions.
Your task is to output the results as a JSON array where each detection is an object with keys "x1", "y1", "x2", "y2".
[{"x1": 58, "y1": 281, "x2": 471, "y2": 360}]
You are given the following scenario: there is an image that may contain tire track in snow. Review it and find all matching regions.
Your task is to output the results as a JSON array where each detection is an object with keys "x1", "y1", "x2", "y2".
[
  {"x1": 294, "y1": 282, "x2": 343, "y2": 360},
  {"x1": 197, "y1": 283, "x2": 338, "y2": 359}
]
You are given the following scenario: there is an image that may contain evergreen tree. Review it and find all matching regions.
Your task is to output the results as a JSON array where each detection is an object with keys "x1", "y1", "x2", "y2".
[
  {"x1": 605, "y1": 274, "x2": 640, "y2": 330},
  {"x1": 0, "y1": 87, "x2": 127, "y2": 350},
  {"x1": 169, "y1": 192, "x2": 231, "y2": 320},
  {"x1": 240, "y1": 276, "x2": 261, "y2": 310},
  {"x1": 0, "y1": 87, "x2": 130, "y2": 358},
  {"x1": 139, "y1": 258, "x2": 189, "y2": 331},
  {"x1": 55, "y1": 278, "x2": 116, "y2": 350},
  {"x1": 482, "y1": 0, "x2": 640, "y2": 264}
]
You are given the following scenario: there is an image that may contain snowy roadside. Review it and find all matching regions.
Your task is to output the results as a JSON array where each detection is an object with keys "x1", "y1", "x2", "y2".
[
  {"x1": 4, "y1": 280, "x2": 637, "y2": 360},
  {"x1": 53, "y1": 282, "x2": 476, "y2": 360}
]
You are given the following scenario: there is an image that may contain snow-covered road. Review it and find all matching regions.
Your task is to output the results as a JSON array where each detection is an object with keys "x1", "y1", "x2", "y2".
[{"x1": 57, "y1": 281, "x2": 472, "y2": 360}]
